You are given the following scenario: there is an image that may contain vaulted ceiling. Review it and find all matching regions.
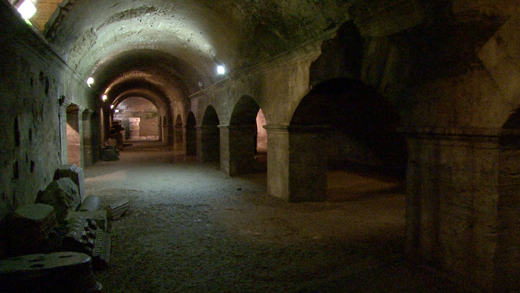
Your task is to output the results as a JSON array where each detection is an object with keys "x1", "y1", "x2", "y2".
[{"x1": 20, "y1": 0, "x2": 357, "y2": 109}]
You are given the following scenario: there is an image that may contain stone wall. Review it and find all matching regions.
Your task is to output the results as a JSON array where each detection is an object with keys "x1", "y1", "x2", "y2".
[
  {"x1": 404, "y1": 128, "x2": 500, "y2": 290},
  {"x1": 0, "y1": 3, "x2": 94, "y2": 236}
]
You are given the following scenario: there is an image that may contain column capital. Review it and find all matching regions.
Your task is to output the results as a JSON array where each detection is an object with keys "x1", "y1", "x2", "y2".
[
  {"x1": 196, "y1": 125, "x2": 218, "y2": 129},
  {"x1": 288, "y1": 125, "x2": 332, "y2": 133},
  {"x1": 263, "y1": 124, "x2": 289, "y2": 133},
  {"x1": 398, "y1": 126, "x2": 506, "y2": 141},
  {"x1": 217, "y1": 125, "x2": 256, "y2": 130}
]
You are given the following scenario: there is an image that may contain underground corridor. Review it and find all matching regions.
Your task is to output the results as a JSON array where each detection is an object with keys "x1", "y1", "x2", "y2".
[
  {"x1": 85, "y1": 140, "x2": 466, "y2": 292},
  {"x1": 3, "y1": 0, "x2": 520, "y2": 292}
]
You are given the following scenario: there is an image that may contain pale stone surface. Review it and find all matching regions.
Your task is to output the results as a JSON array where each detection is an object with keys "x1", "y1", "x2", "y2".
[
  {"x1": 14, "y1": 203, "x2": 55, "y2": 222},
  {"x1": 37, "y1": 178, "x2": 81, "y2": 222},
  {"x1": 55, "y1": 164, "x2": 87, "y2": 204}
]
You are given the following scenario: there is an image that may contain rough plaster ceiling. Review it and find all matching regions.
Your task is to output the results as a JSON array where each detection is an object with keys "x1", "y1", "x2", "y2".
[{"x1": 29, "y1": 0, "x2": 353, "y2": 107}]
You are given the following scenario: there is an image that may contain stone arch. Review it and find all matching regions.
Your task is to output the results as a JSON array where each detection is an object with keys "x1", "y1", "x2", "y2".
[
  {"x1": 199, "y1": 105, "x2": 220, "y2": 165},
  {"x1": 496, "y1": 109, "x2": 520, "y2": 291},
  {"x1": 175, "y1": 114, "x2": 183, "y2": 126},
  {"x1": 223, "y1": 95, "x2": 266, "y2": 175},
  {"x1": 288, "y1": 78, "x2": 407, "y2": 202},
  {"x1": 185, "y1": 112, "x2": 197, "y2": 156},
  {"x1": 230, "y1": 95, "x2": 260, "y2": 126},
  {"x1": 113, "y1": 97, "x2": 160, "y2": 141}
]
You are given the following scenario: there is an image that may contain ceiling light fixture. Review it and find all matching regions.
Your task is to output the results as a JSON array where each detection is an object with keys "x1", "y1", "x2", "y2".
[
  {"x1": 217, "y1": 65, "x2": 226, "y2": 75},
  {"x1": 86, "y1": 77, "x2": 94, "y2": 87},
  {"x1": 17, "y1": 0, "x2": 37, "y2": 20},
  {"x1": 102, "y1": 94, "x2": 107, "y2": 101}
]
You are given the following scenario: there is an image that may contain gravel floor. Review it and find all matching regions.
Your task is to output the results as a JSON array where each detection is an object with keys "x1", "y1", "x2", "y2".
[{"x1": 85, "y1": 141, "x2": 469, "y2": 293}]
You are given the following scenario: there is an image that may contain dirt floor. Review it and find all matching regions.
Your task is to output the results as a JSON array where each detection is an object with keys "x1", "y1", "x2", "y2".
[{"x1": 85, "y1": 141, "x2": 470, "y2": 293}]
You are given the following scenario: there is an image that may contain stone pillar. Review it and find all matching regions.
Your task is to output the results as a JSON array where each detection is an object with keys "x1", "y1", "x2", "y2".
[
  {"x1": 174, "y1": 124, "x2": 184, "y2": 152},
  {"x1": 82, "y1": 110, "x2": 93, "y2": 167},
  {"x1": 265, "y1": 125, "x2": 289, "y2": 200},
  {"x1": 197, "y1": 126, "x2": 220, "y2": 164},
  {"x1": 59, "y1": 105, "x2": 68, "y2": 165},
  {"x1": 402, "y1": 127, "x2": 500, "y2": 290},
  {"x1": 265, "y1": 125, "x2": 328, "y2": 202},
  {"x1": 288, "y1": 126, "x2": 328, "y2": 202},
  {"x1": 67, "y1": 108, "x2": 82, "y2": 167},
  {"x1": 495, "y1": 130, "x2": 520, "y2": 291},
  {"x1": 184, "y1": 125, "x2": 197, "y2": 156},
  {"x1": 160, "y1": 116, "x2": 167, "y2": 143},
  {"x1": 219, "y1": 125, "x2": 257, "y2": 176}
]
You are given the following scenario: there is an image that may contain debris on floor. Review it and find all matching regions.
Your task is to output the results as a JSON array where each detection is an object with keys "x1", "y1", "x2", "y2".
[
  {"x1": 101, "y1": 146, "x2": 119, "y2": 161},
  {"x1": 106, "y1": 199, "x2": 130, "y2": 221}
]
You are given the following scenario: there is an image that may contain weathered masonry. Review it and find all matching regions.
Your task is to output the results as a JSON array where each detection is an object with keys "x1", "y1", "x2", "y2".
[{"x1": 2, "y1": 0, "x2": 520, "y2": 291}]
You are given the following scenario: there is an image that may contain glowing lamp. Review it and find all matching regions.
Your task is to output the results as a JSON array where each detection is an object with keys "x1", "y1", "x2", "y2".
[{"x1": 18, "y1": 1, "x2": 36, "y2": 20}]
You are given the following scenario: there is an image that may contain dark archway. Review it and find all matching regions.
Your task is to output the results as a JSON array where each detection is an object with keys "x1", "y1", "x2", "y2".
[
  {"x1": 185, "y1": 112, "x2": 197, "y2": 156},
  {"x1": 225, "y1": 95, "x2": 265, "y2": 175},
  {"x1": 290, "y1": 78, "x2": 407, "y2": 202},
  {"x1": 200, "y1": 106, "x2": 220, "y2": 165}
]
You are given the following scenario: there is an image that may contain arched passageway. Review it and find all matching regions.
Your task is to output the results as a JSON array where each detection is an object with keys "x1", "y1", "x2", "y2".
[
  {"x1": 289, "y1": 78, "x2": 407, "y2": 202},
  {"x1": 199, "y1": 106, "x2": 220, "y2": 166},
  {"x1": 113, "y1": 97, "x2": 160, "y2": 141},
  {"x1": 256, "y1": 109, "x2": 267, "y2": 154},
  {"x1": 185, "y1": 112, "x2": 197, "y2": 156},
  {"x1": 221, "y1": 96, "x2": 266, "y2": 176}
]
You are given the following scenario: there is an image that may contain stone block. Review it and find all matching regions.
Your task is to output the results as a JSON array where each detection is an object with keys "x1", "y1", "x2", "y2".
[
  {"x1": 54, "y1": 164, "x2": 86, "y2": 204},
  {"x1": 7, "y1": 203, "x2": 57, "y2": 255},
  {"x1": 66, "y1": 210, "x2": 108, "y2": 232},
  {"x1": 100, "y1": 147, "x2": 119, "y2": 161},
  {"x1": 37, "y1": 178, "x2": 81, "y2": 222}
]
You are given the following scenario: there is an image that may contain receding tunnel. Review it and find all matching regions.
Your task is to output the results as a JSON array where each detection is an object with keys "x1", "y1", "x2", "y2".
[
  {"x1": 4, "y1": 0, "x2": 507, "y2": 291},
  {"x1": 113, "y1": 97, "x2": 160, "y2": 141}
]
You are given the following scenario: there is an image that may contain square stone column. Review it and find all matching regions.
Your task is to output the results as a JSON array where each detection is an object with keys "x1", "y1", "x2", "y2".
[
  {"x1": 197, "y1": 126, "x2": 220, "y2": 164},
  {"x1": 219, "y1": 125, "x2": 257, "y2": 176},
  {"x1": 59, "y1": 105, "x2": 68, "y2": 165},
  {"x1": 174, "y1": 125, "x2": 184, "y2": 152},
  {"x1": 288, "y1": 126, "x2": 329, "y2": 202},
  {"x1": 82, "y1": 110, "x2": 93, "y2": 167},
  {"x1": 265, "y1": 125, "x2": 290, "y2": 200},
  {"x1": 495, "y1": 130, "x2": 520, "y2": 291},
  {"x1": 265, "y1": 125, "x2": 328, "y2": 202},
  {"x1": 401, "y1": 127, "x2": 500, "y2": 290}
]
